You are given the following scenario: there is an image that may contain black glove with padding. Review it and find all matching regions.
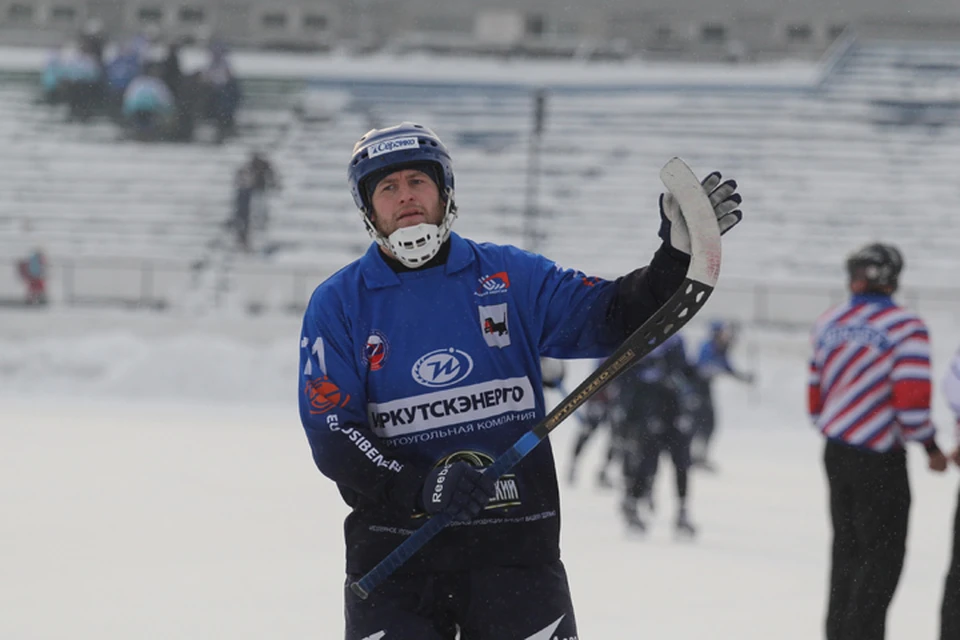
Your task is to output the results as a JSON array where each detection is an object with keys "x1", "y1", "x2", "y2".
[{"x1": 421, "y1": 462, "x2": 497, "y2": 522}]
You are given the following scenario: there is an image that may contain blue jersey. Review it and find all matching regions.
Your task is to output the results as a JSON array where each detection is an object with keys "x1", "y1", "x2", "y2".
[
  {"x1": 695, "y1": 338, "x2": 736, "y2": 380},
  {"x1": 298, "y1": 233, "x2": 686, "y2": 573}
]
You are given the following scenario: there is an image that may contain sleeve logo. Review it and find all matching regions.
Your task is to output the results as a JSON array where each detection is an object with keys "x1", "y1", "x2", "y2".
[
  {"x1": 304, "y1": 377, "x2": 351, "y2": 414},
  {"x1": 362, "y1": 331, "x2": 390, "y2": 371}
]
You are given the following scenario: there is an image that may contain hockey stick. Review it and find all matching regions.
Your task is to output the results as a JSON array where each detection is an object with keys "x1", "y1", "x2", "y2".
[{"x1": 350, "y1": 157, "x2": 722, "y2": 599}]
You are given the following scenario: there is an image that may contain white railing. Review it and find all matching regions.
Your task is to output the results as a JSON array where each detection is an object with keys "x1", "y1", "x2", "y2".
[{"x1": 1, "y1": 257, "x2": 955, "y2": 328}]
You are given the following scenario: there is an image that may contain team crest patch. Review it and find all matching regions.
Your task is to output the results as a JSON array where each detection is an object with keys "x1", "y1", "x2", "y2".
[
  {"x1": 362, "y1": 331, "x2": 390, "y2": 371},
  {"x1": 479, "y1": 303, "x2": 511, "y2": 348}
]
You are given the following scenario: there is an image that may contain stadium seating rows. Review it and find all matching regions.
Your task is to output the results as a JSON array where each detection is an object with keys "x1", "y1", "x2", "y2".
[{"x1": 2, "y1": 38, "x2": 960, "y2": 315}]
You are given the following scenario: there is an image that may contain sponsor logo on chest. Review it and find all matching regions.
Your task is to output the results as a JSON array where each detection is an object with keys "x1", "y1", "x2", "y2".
[
  {"x1": 368, "y1": 376, "x2": 536, "y2": 438},
  {"x1": 412, "y1": 348, "x2": 474, "y2": 388}
]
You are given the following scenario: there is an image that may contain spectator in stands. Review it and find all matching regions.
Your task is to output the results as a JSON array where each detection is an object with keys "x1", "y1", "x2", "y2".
[
  {"x1": 161, "y1": 40, "x2": 184, "y2": 100},
  {"x1": 200, "y1": 43, "x2": 242, "y2": 143},
  {"x1": 17, "y1": 247, "x2": 48, "y2": 306},
  {"x1": 78, "y1": 18, "x2": 106, "y2": 68},
  {"x1": 231, "y1": 152, "x2": 280, "y2": 249},
  {"x1": 161, "y1": 40, "x2": 197, "y2": 142},
  {"x1": 104, "y1": 39, "x2": 144, "y2": 118},
  {"x1": 121, "y1": 62, "x2": 176, "y2": 141},
  {"x1": 59, "y1": 41, "x2": 104, "y2": 121},
  {"x1": 232, "y1": 164, "x2": 254, "y2": 251},
  {"x1": 41, "y1": 48, "x2": 67, "y2": 104},
  {"x1": 248, "y1": 151, "x2": 281, "y2": 229}
]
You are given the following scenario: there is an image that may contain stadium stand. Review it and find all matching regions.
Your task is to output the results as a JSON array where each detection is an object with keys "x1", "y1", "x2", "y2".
[{"x1": 1, "y1": 36, "x2": 959, "y2": 319}]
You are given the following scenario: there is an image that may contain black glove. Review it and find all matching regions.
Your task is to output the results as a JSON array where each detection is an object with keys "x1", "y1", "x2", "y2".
[
  {"x1": 658, "y1": 171, "x2": 742, "y2": 254},
  {"x1": 422, "y1": 462, "x2": 497, "y2": 522}
]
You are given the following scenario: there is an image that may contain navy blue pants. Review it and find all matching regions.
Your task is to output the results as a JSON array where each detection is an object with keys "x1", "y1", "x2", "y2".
[{"x1": 344, "y1": 560, "x2": 578, "y2": 639}]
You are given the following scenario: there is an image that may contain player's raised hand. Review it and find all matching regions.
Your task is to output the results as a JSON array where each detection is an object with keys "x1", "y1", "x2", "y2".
[{"x1": 658, "y1": 171, "x2": 742, "y2": 254}]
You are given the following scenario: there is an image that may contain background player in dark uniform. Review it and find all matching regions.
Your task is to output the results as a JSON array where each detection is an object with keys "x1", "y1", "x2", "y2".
[
  {"x1": 689, "y1": 319, "x2": 754, "y2": 472},
  {"x1": 565, "y1": 357, "x2": 621, "y2": 487},
  {"x1": 617, "y1": 333, "x2": 699, "y2": 535}
]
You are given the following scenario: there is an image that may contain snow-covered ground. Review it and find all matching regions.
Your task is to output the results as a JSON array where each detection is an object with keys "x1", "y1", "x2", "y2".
[{"x1": 2, "y1": 308, "x2": 959, "y2": 639}]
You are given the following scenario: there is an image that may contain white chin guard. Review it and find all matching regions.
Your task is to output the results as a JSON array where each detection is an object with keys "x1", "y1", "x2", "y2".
[
  {"x1": 386, "y1": 223, "x2": 444, "y2": 268},
  {"x1": 366, "y1": 192, "x2": 458, "y2": 268}
]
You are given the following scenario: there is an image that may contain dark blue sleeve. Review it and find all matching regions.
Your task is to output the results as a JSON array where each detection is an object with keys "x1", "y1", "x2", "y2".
[
  {"x1": 515, "y1": 249, "x2": 621, "y2": 358},
  {"x1": 606, "y1": 243, "x2": 691, "y2": 336},
  {"x1": 298, "y1": 286, "x2": 423, "y2": 513},
  {"x1": 518, "y1": 242, "x2": 690, "y2": 359}
]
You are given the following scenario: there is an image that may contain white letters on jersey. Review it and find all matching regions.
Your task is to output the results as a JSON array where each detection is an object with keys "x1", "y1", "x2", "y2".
[
  {"x1": 303, "y1": 337, "x2": 326, "y2": 377},
  {"x1": 368, "y1": 376, "x2": 536, "y2": 438}
]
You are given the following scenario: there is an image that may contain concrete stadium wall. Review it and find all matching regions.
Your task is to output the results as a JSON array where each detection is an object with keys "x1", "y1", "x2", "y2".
[{"x1": 1, "y1": 0, "x2": 960, "y2": 57}]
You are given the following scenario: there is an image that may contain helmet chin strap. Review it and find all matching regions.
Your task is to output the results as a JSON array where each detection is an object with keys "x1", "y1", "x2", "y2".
[{"x1": 363, "y1": 190, "x2": 458, "y2": 268}]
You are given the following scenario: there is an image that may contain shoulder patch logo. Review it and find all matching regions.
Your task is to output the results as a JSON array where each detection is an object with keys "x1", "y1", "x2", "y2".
[{"x1": 480, "y1": 303, "x2": 511, "y2": 348}]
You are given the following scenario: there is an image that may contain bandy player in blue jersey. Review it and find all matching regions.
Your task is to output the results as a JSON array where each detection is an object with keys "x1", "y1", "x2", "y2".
[
  {"x1": 297, "y1": 123, "x2": 744, "y2": 639},
  {"x1": 809, "y1": 242, "x2": 948, "y2": 640}
]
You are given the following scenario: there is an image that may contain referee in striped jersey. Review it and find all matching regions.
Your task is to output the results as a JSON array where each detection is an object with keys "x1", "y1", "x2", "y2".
[
  {"x1": 809, "y1": 243, "x2": 947, "y2": 640},
  {"x1": 941, "y1": 346, "x2": 960, "y2": 640}
]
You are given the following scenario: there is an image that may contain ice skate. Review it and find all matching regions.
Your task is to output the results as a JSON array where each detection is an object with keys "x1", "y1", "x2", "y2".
[
  {"x1": 621, "y1": 498, "x2": 647, "y2": 533},
  {"x1": 597, "y1": 468, "x2": 614, "y2": 489},
  {"x1": 692, "y1": 458, "x2": 719, "y2": 474},
  {"x1": 675, "y1": 508, "x2": 697, "y2": 539}
]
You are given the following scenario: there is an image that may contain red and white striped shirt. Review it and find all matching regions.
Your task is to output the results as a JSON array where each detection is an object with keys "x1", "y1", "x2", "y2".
[
  {"x1": 808, "y1": 294, "x2": 935, "y2": 452},
  {"x1": 943, "y1": 347, "x2": 960, "y2": 446}
]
